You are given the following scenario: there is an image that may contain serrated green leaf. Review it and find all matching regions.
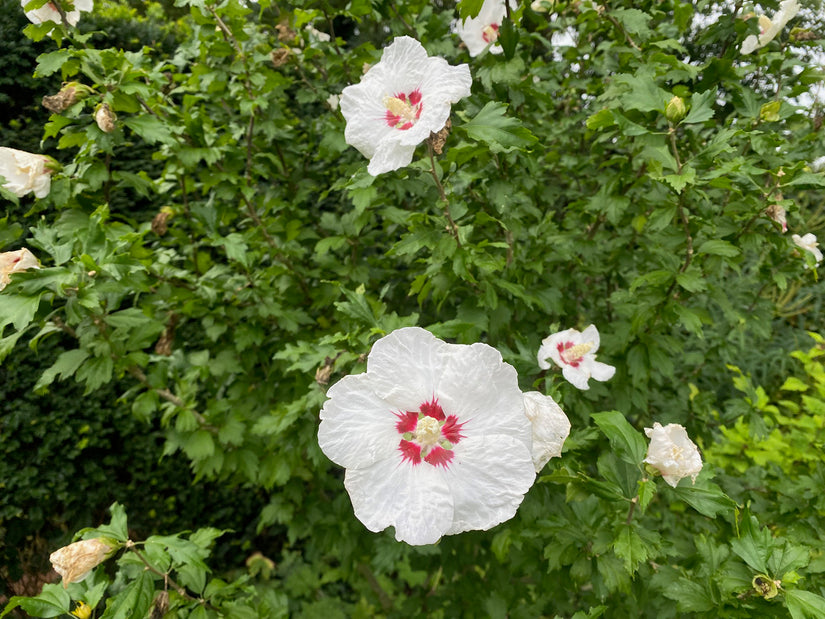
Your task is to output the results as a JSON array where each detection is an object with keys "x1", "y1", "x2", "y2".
[
  {"x1": 461, "y1": 102, "x2": 538, "y2": 153},
  {"x1": 34, "y1": 348, "x2": 89, "y2": 392},
  {"x1": 0, "y1": 584, "x2": 70, "y2": 618},
  {"x1": 697, "y1": 239, "x2": 740, "y2": 257},
  {"x1": 124, "y1": 115, "x2": 176, "y2": 145},
  {"x1": 592, "y1": 411, "x2": 647, "y2": 466},
  {"x1": 100, "y1": 571, "x2": 153, "y2": 619},
  {"x1": 786, "y1": 590, "x2": 825, "y2": 619},
  {"x1": 683, "y1": 89, "x2": 715, "y2": 124},
  {"x1": 457, "y1": 0, "x2": 484, "y2": 20},
  {"x1": 35, "y1": 50, "x2": 71, "y2": 77}
]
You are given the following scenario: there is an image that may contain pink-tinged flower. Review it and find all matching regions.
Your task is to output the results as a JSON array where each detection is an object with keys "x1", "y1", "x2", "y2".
[
  {"x1": 0, "y1": 147, "x2": 53, "y2": 198},
  {"x1": 792, "y1": 233, "x2": 823, "y2": 267},
  {"x1": 20, "y1": 0, "x2": 93, "y2": 26},
  {"x1": 452, "y1": 0, "x2": 515, "y2": 57},
  {"x1": 0, "y1": 248, "x2": 40, "y2": 291},
  {"x1": 318, "y1": 327, "x2": 536, "y2": 545},
  {"x1": 740, "y1": 0, "x2": 799, "y2": 54},
  {"x1": 522, "y1": 391, "x2": 570, "y2": 472},
  {"x1": 644, "y1": 422, "x2": 702, "y2": 488},
  {"x1": 49, "y1": 538, "x2": 115, "y2": 588},
  {"x1": 340, "y1": 36, "x2": 472, "y2": 176},
  {"x1": 537, "y1": 325, "x2": 615, "y2": 391}
]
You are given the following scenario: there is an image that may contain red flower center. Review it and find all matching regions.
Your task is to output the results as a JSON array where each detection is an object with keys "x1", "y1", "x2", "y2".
[
  {"x1": 383, "y1": 89, "x2": 423, "y2": 131},
  {"x1": 482, "y1": 23, "x2": 500, "y2": 44},
  {"x1": 395, "y1": 397, "x2": 465, "y2": 468}
]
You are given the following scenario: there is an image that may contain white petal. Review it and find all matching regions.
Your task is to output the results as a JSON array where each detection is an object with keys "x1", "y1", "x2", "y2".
[
  {"x1": 588, "y1": 359, "x2": 616, "y2": 383},
  {"x1": 523, "y1": 391, "x2": 571, "y2": 472},
  {"x1": 318, "y1": 374, "x2": 399, "y2": 469},
  {"x1": 344, "y1": 458, "x2": 454, "y2": 545},
  {"x1": 436, "y1": 342, "x2": 532, "y2": 448},
  {"x1": 740, "y1": 34, "x2": 759, "y2": 54},
  {"x1": 580, "y1": 324, "x2": 600, "y2": 351},
  {"x1": 367, "y1": 140, "x2": 416, "y2": 176},
  {"x1": 366, "y1": 327, "x2": 449, "y2": 412},
  {"x1": 536, "y1": 341, "x2": 556, "y2": 370},
  {"x1": 562, "y1": 365, "x2": 591, "y2": 390},
  {"x1": 443, "y1": 435, "x2": 535, "y2": 534}
]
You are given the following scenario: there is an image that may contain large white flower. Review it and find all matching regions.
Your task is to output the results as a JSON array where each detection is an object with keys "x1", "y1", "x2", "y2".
[
  {"x1": 792, "y1": 233, "x2": 823, "y2": 267},
  {"x1": 522, "y1": 391, "x2": 570, "y2": 472},
  {"x1": 452, "y1": 0, "x2": 515, "y2": 57},
  {"x1": 644, "y1": 422, "x2": 703, "y2": 488},
  {"x1": 740, "y1": 0, "x2": 799, "y2": 54},
  {"x1": 0, "y1": 147, "x2": 52, "y2": 198},
  {"x1": 20, "y1": 0, "x2": 93, "y2": 26},
  {"x1": 340, "y1": 36, "x2": 472, "y2": 176},
  {"x1": 318, "y1": 327, "x2": 536, "y2": 545},
  {"x1": 537, "y1": 324, "x2": 616, "y2": 391},
  {"x1": 0, "y1": 248, "x2": 40, "y2": 291}
]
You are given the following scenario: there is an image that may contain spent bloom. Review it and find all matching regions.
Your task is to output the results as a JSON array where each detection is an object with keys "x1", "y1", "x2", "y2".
[
  {"x1": 49, "y1": 538, "x2": 115, "y2": 588},
  {"x1": 765, "y1": 204, "x2": 787, "y2": 233},
  {"x1": 740, "y1": 0, "x2": 799, "y2": 54},
  {"x1": 522, "y1": 391, "x2": 570, "y2": 472},
  {"x1": 453, "y1": 0, "x2": 515, "y2": 57},
  {"x1": 0, "y1": 248, "x2": 39, "y2": 291},
  {"x1": 21, "y1": 0, "x2": 93, "y2": 26},
  {"x1": 340, "y1": 36, "x2": 471, "y2": 176},
  {"x1": 94, "y1": 103, "x2": 116, "y2": 133},
  {"x1": 0, "y1": 147, "x2": 53, "y2": 198},
  {"x1": 537, "y1": 324, "x2": 616, "y2": 390},
  {"x1": 792, "y1": 233, "x2": 823, "y2": 267},
  {"x1": 644, "y1": 422, "x2": 703, "y2": 488},
  {"x1": 318, "y1": 327, "x2": 536, "y2": 545}
]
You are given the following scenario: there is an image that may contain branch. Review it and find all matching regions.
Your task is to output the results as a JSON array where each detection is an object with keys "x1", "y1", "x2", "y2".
[{"x1": 427, "y1": 139, "x2": 461, "y2": 248}]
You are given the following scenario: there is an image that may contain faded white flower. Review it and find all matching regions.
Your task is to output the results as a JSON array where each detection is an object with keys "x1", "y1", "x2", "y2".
[
  {"x1": 318, "y1": 327, "x2": 536, "y2": 545},
  {"x1": 50, "y1": 538, "x2": 115, "y2": 588},
  {"x1": 764, "y1": 204, "x2": 787, "y2": 233},
  {"x1": 326, "y1": 94, "x2": 340, "y2": 111},
  {"x1": 741, "y1": 0, "x2": 799, "y2": 54},
  {"x1": 21, "y1": 0, "x2": 93, "y2": 26},
  {"x1": 522, "y1": 391, "x2": 570, "y2": 472},
  {"x1": 792, "y1": 233, "x2": 823, "y2": 267},
  {"x1": 0, "y1": 248, "x2": 39, "y2": 291},
  {"x1": 537, "y1": 324, "x2": 616, "y2": 390},
  {"x1": 0, "y1": 147, "x2": 53, "y2": 198},
  {"x1": 452, "y1": 0, "x2": 515, "y2": 57},
  {"x1": 305, "y1": 24, "x2": 331, "y2": 42},
  {"x1": 94, "y1": 103, "x2": 116, "y2": 133},
  {"x1": 340, "y1": 36, "x2": 472, "y2": 176},
  {"x1": 644, "y1": 422, "x2": 702, "y2": 488}
]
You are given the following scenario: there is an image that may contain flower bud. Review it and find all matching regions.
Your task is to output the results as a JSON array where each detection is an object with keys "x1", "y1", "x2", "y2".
[
  {"x1": 644, "y1": 422, "x2": 702, "y2": 487},
  {"x1": 760, "y1": 101, "x2": 781, "y2": 123},
  {"x1": 665, "y1": 96, "x2": 686, "y2": 123},
  {"x1": 523, "y1": 391, "x2": 571, "y2": 472},
  {"x1": 752, "y1": 575, "x2": 780, "y2": 599},
  {"x1": 0, "y1": 248, "x2": 40, "y2": 291},
  {"x1": 42, "y1": 82, "x2": 91, "y2": 114},
  {"x1": 95, "y1": 103, "x2": 117, "y2": 133},
  {"x1": 49, "y1": 538, "x2": 116, "y2": 588},
  {"x1": 151, "y1": 207, "x2": 174, "y2": 236}
]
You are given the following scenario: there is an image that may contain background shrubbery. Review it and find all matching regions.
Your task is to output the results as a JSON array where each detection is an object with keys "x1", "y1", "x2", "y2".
[{"x1": 2, "y1": 0, "x2": 825, "y2": 617}]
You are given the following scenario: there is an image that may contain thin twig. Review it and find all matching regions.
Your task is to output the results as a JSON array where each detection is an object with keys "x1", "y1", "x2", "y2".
[{"x1": 427, "y1": 140, "x2": 461, "y2": 247}]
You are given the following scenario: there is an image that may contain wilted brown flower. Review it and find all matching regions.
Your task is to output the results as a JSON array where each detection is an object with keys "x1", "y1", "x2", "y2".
[
  {"x1": 271, "y1": 48, "x2": 291, "y2": 68},
  {"x1": 49, "y1": 538, "x2": 115, "y2": 588},
  {"x1": 276, "y1": 22, "x2": 296, "y2": 42},
  {"x1": 95, "y1": 103, "x2": 117, "y2": 133},
  {"x1": 429, "y1": 119, "x2": 452, "y2": 155},
  {"x1": 151, "y1": 208, "x2": 173, "y2": 236}
]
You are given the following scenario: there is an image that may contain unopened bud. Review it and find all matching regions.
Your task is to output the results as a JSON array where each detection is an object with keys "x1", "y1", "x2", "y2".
[
  {"x1": 760, "y1": 101, "x2": 781, "y2": 123},
  {"x1": 42, "y1": 82, "x2": 91, "y2": 114},
  {"x1": 50, "y1": 538, "x2": 116, "y2": 588},
  {"x1": 752, "y1": 575, "x2": 780, "y2": 600},
  {"x1": 270, "y1": 48, "x2": 290, "y2": 68},
  {"x1": 276, "y1": 23, "x2": 296, "y2": 42},
  {"x1": 95, "y1": 103, "x2": 117, "y2": 133},
  {"x1": 665, "y1": 96, "x2": 686, "y2": 123},
  {"x1": 790, "y1": 27, "x2": 817, "y2": 42},
  {"x1": 151, "y1": 207, "x2": 174, "y2": 236}
]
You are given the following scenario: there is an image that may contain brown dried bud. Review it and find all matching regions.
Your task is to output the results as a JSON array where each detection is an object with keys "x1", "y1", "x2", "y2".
[
  {"x1": 276, "y1": 23, "x2": 296, "y2": 42},
  {"x1": 315, "y1": 359, "x2": 334, "y2": 385},
  {"x1": 150, "y1": 590, "x2": 169, "y2": 619},
  {"x1": 95, "y1": 103, "x2": 117, "y2": 133},
  {"x1": 270, "y1": 48, "x2": 291, "y2": 68},
  {"x1": 151, "y1": 209, "x2": 173, "y2": 236},
  {"x1": 764, "y1": 204, "x2": 787, "y2": 232},
  {"x1": 50, "y1": 538, "x2": 115, "y2": 588},
  {"x1": 154, "y1": 314, "x2": 177, "y2": 356},
  {"x1": 429, "y1": 119, "x2": 452, "y2": 155},
  {"x1": 42, "y1": 82, "x2": 92, "y2": 114}
]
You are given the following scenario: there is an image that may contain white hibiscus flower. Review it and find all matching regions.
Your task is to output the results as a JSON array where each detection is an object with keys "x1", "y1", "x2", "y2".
[
  {"x1": 318, "y1": 327, "x2": 536, "y2": 545},
  {"x1": 50, "y1": 538, "x2": 115, "y2": 588},
  {"x1": 452, "y1": 0, "x2": 515, "y2": 57},
  {"x1": 537, "y1": 324, "x2": 616, "y2": 391},
  {"x1": 644, "y1": 422, "x2": 703, "y2": 488},
  {"x1": 522, "y1": 391, "x2": 570, "y2": 472},
  {"x1": 0, "y1": 147, "x2": 53, "y2": 199},
  {"x1": 339, "y1": 36, "x2": 472, "y2": 176},
  {"x1": 0, "y1": 248, "x2": 40, "y2": 291},
  {"x1": 740, "y1": 0, "x2": 799, "y2": 54},
  {"x1": 792, "y1": 233, "x2": 823, "y2": 267},
  {"x1": 20, "y1": 0, "x2": 93, "y2": 26}
]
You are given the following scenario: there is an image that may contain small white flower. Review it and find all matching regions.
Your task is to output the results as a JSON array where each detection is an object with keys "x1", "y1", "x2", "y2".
[
  {"x1": 644, "y1": 422, "x2": 703, "y2": 488},
  {"x1": 537, "y1": 324, "x2": 616, "y2": 391},
  {"x1": 20, "y1": 0, "x2": 93, "y2": 26},
  {"x1": 792, "y1": 233, "x2": 823, "y2": 267},
  {"x1": 305, "y1": 24, "x2": 331, "y2": 42},
  {"x1": 0, "y1": 248, "x2": 40, "y2": 291},
  {"x1": 0, "y1": 147, "x2": 53, "y2": 198},
  {"x1": 340, "y1": 36, "x2": 472, "y2": 176},
  {"x1": 318, "y1": 327, "x2": 536, "y2": 545},
  {"x1": 49, "y1": 538, "x2": 114, "y2": 588},
  {"x1": 326, "y1": 94, "x2": 340, "y2": 111},
  {"x1": 452, "y1": 0, "x2": 516, "y2": 57},
  {"x1": 740, "y1": 0, "x2": 799, "y2": 54},
  {"x1": 522, "y1": 391, "x2": 570, "y2": 472}
]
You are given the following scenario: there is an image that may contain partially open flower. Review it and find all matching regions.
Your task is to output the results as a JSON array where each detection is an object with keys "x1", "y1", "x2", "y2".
[
  {"x1": 0, "y1": 147, "x2": 53, "y2": 198},
  {"x1": 452, "y1": 0, "x2": 516, "y2": 57},
  {"x1": 0, "y1": 248, "x2": 40, "y2": 291},
  {"x1": 740, "y1": 0, "x2": 799, "y2": 54},
  {"x1": 537, "y1": 324, "x2": 616, "y2": 390},
  {"x1": 792, "y1": 233, "x2": 823, "y2": 267},
  {"x1": 522, "y1": 391, "x2": 570, "y2": 472},
  {"x1": 340, "y1": 36, "x2": 471, "y2": 176},
  {"x1": 644, "y1": 422, "x2": 702, "y2": 488},
  {"x1": 49, "y1": 538, "x2": 115, "y2": 588},
  {"x1": 21, "y1": 0, "x2": 93, "y2": 26},
  {"x1": 318, "y1": 327, "x2": 536, "y2": 545}
]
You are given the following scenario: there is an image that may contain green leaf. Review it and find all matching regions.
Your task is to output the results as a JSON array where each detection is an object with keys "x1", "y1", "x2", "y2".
[
  {"x1": 612, "y1": 525, "x2": 648, "y2": 573},
  {"x1": 34, "y1": 349, "x2": 90, "y2": 392},
  {"x1": 675, "y1": 269, "x2": 707, "y2": 293},
  {"x1": 637, "y1": 478, "x2": 656, "y2": 512},
  {"x1": 0, "y1": 584, "x2": 70, "y2": 618},
  {"x1": 35, "y1": 50, "x2": 71, "y2": 77},
  {"x1": 673, "y1": 304, "x2": 704, "y2": 337},
  {"x1": 461, "y1": 102, "x2": 538, "y2": 153},
  {"x1": 672, "y1": 481, "x2": 737, "y2": 519},
  {"x1": 780, "y1": 376, "x2": 808, "y2": 392},
  {"x1": 592, "y1": 411, "x2": 647, "y2": 466},
  {"x1": 786, "y1": 590, "x2": 825, "y2": 619},
  {"x1": 457, "y1": 0, "x2": 484, "y2": 20},
  {"x1": 696, "y1": 239, "x2": 740, "y2": 257},
  {"x1": 586, "y1": 109, "x2": 614, "y2": 131},
  {"x1": 100, "y1": 571, "x2": 153, "y2": 619},
  {"x1": 683, "y1": 90, "x2": 715, "y2": 124},
  {"x1": 0, "y1": 293, "x2": 42, "y2": 332},
  {"x1": 124, "y1": 115, "x2": 176, "y2": 145}
]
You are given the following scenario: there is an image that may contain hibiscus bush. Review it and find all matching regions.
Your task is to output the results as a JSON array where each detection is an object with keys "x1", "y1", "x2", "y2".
[{"x1": 2, "y1": 0, "x2": 825, "y2": 617}]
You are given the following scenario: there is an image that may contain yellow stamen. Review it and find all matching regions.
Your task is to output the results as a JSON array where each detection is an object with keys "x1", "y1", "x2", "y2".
[
  {"x1": 758, "y1": 14, "x2": 772, "y2": 34},
  {"x1": 383, "y1": 96, "x2": 416, "y2": 122},
  {"x1": 561, "y1": 342, "x2": 593, "y2": 364},
  {"x1": 414, "y1": 416, "x2": 441, "y2": 448},
  {"x1": 482, "y1": 24, "x2": 499, "y2": 42}
]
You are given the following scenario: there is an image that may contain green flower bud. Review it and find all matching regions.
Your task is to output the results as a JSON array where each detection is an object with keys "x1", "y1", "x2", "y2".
[{"x1": 665, "y1": 96, "x2": 686, "y2": 123}]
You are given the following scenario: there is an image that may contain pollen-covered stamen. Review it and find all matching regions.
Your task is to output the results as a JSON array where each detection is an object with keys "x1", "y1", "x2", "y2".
[
  {"x1": 758, "y1": 14, "x2": 772, "y2": 34},
  {"x1": 396, "y1": 398, "x2": 465, "y2": 468},
  {"x1": 558, "y1": 341, "x2": 593, "y2": 367},
  {"x1": 383, "y1": 89, "x2": 423, "y2": 131},
  {"x1": 482, "y1": 23, "x2": 500, "y2": 44},
  {"x1": 414, "y1": 416, "x2": 442, "y2": 448}
]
